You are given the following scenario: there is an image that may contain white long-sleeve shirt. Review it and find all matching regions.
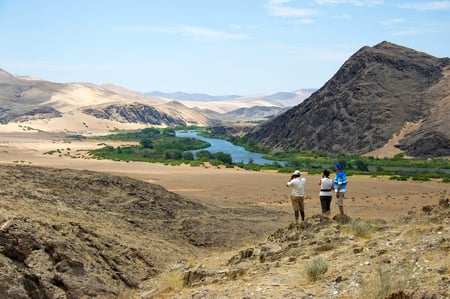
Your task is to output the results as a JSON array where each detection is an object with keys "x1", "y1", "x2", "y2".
[{"x1": 287, "y1": 177, "x2": 306, "y2": 196}]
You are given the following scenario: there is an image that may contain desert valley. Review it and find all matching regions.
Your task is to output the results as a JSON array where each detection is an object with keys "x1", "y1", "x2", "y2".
[{"x1": 0, "y1": 41, "x2": 449, "y2": 298}]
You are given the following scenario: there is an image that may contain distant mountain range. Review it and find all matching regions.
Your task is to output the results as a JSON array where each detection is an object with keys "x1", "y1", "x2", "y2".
[
  {"x1": 245, "y1": 41, "x2": 450, "y2": 157},
  {"x1": 1, "y1": 41, "x2": 448, "y2": 158},
  {"x1": 145, "y1": 91, "x2": 241, "y2": 102},
  {"x1": 0, "y1": 70, "x2": 311, "y2": 132},
  {"x1": 145, "y1": 90, "x2": 315, "y2": 108}
]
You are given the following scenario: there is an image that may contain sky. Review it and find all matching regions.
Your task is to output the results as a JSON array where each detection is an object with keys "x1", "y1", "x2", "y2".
[{"x1": 0, "y1": 0, "x2": 449, "y2": 96}]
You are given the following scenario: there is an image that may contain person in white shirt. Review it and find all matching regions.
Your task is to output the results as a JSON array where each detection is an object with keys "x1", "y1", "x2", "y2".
[
  {"x1": 318, "y1": 169, "x2": 333, "y2": 216},
  {"x1": 287, "y1": 170, "x2": 306, "y2": 223}
]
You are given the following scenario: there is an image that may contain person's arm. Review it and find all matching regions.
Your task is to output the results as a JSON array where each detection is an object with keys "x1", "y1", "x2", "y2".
[
  {"x1": 287, "y1": 175, "x2": 295, "y2": 186},
  {"x1": 336, "y1": 174, "x2": 342, "y2": 195},
  {"x1": 336, "y1": 184, "x2": 341, "y2": 194}
]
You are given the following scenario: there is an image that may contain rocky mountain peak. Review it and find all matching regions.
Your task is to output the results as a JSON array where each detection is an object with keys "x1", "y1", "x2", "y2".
[{"x1": 245, "y1": 41, "x2": 450, "y2": 157}]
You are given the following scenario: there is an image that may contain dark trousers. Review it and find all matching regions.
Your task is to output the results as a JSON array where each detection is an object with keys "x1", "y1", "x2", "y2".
[{"x1": 320, "y1": 195, "x2": 332, "y2": 213}]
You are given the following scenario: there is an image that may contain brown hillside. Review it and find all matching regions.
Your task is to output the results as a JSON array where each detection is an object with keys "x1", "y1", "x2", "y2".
[
  {"x1": 170, "y1": 204, "x2": 449, "y2": 298},
  {"x1": 245, "y1": 41, "x2": 450, "y2": 157},
  {"x1": 0, "y1": 164, "x2": 284, "y2": 298}
]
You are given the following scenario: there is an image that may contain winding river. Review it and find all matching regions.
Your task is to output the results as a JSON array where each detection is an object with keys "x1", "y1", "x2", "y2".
[{"x1": 175, "y1": 130, "x2": 281, "y2": 165}]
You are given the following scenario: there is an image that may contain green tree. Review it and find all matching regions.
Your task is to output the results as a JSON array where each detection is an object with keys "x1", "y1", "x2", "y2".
[
  {"x1": 140, "y1": 138, "x2": 153, "y2": 149},
  {"x1": 164, "y1": 150, "x2": 182, "y2": 160},
  {"x1": 213, "y1": 152, "x2": 233, "y2": 164},
  {"x1": 183, "y1": 151, "x2": 194, "y2": 160},
  {"x1": 163, "y1": 128, "x2": 176, "y2": 136},
  {"x1": 196, "y1": 150, "x2": 213, "y2": 159},
  {"x1": 141, "y1": 127, "x2": 160, "y2": 137},
  {"x1": 354, "y1": 160, "x2": 369, "y2": 171}
]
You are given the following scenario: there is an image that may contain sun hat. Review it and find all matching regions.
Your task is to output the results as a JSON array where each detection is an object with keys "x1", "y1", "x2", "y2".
[
  {"x1": 293, "y1": 170, "x2": 301, "y2": 175},
  {"x1": 335, "y1": 163, "x2": 343, "y2": 169}
]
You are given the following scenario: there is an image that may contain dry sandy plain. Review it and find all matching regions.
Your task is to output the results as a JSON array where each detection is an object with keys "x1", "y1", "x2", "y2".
[{"x1": 0, "y1": 130, "x2": 447, "y2": 226}]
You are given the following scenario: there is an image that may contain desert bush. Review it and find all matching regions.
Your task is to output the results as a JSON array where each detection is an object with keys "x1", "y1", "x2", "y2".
[
  {"x1": 357, "y1": 266, "x2": 402, "y2": 299},
  {"x1": 305, "y1": 256, "x2": 328, "y2": 281},
  {"x1": 442, "y1": 174, "x2": 450, "y2": 183},
  {"x1": 159, "y1": 270, "x2": 184, "y2": 292},
  {"x1": 343, "y1": 218, "x2": 377, "y2": 238},
  {"x1": 389, "y1": 175, "x2": 409, "y2": 181}
]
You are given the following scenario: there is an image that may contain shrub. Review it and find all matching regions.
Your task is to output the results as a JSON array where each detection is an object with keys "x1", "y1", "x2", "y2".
[
  {"x1": 305, "y1": 256, "x2": 328, "y2": 281},
  {"x1": 442, "y1": 175, "x2": 450, "y2": 183},
  {"x1": 159, "y1": 270, "x2": 184, "y2": 292},
  {"x1": 357, "y1": 267, "x2": 403, "y2": 299},
  {"x1": 344, "y1": 218, "x2": 377, "y2": 238},
  {"x1": 389, "y1": 175, "x2": 409, "y2": 181}
]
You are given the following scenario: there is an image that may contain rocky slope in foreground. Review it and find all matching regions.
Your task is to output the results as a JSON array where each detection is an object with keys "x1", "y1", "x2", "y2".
[
  {"x1": 169, "y1": 202, "x2": 449, "y2": 299},
  {"x1": 0, "y1": 164, "x2": 284, "y2": 298},
  {"x1": 0, "y1": 164, "x2": 448, "y2": 298}
]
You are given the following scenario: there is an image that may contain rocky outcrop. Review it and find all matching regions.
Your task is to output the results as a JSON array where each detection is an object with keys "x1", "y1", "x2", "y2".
[
  {"x1": 245, "y1": 41, "x2": 450, "y2": 157},
  {"x1": 173, "y1": 206, "x2": 449, "y2": 298},
  {"x1": 224, "y1": 106, "x2": 288, "y2": 120},
  {"x1": 82, "y1": 102, "x2": 186, "y2": 126},
  {"x1": 0, "y1": 106, "x2": 62, "y2": 124}
]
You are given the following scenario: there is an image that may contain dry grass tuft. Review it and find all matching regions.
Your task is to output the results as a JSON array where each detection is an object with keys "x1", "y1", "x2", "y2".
[
  {"x1": 305, "y1": 256, "x2": 328, "y2": 282},
  {"x1": 343, "y1": 218, "x2": 377, "y2": 238},
  {"x1": 159, "y1": 270, "x2": 184, "y2": 292},
  {"x1": 357, "y1": 266, "x2": 405, "y2": 299}
]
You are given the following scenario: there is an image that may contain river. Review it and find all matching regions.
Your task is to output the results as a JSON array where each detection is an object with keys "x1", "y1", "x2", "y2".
[{"x1": 175, "y1": 130, "x2": 281, "y2": 165}]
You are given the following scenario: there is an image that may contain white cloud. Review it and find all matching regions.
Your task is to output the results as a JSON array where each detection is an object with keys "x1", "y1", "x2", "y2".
[
  {"x1": 229, "y1": 24, "x2": 242, "y2": 30},
  {"x1": 114, "y1": 25, "x2": 247, "y2": 41},
  {"x1": 332, "y1": 14, "x2": 352, "y2": 19},
  {"x1": 113, "y1": 25, "x2": 176, "y2": 34},
  {"x1": 380, "y1": 18, "x2": 405, "y2": 27},
  {"x1": 178, "y1": 25, "x2": 248, "y2": 41},
  {"x1": 288, "y1": 18, "x2": 316, "y2": 25},
  {"x1": 266, "y1": 0, "x2": 320, "y2": 17},
  {"x1": 228, "y1": 24, "x2": 258, "y2": 30},
  {"x1": 398, "y1": 1, "x2": 450, "y2": 11},
  {"x1": 313, "y1": 0, "x2": 383, "y2": 6},
  {"x1": 265, "y1": 0, "x2": 381, "y2": 21}
]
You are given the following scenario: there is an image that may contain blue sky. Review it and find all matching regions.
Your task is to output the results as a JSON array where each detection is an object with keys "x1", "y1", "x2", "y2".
[{"x1": 0, "y1": 0, "x2": 449, "y2": 95}]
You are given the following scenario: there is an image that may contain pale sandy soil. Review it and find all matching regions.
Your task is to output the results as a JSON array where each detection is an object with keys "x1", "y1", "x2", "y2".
[{"x1": 0, "y1": 131, "x2": 447, "y2": 224}]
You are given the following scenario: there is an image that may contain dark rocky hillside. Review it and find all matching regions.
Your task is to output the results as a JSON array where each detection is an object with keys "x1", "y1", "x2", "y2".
[
  {"x1": 245, "y1": 41, "x2": 450, "y2": 157},
  {"x1": 82, "y1": 102, "x2": 186, "y2": 126},
  {"x1": 224, "y1": 105, "x2": 289, "y2": 119}
]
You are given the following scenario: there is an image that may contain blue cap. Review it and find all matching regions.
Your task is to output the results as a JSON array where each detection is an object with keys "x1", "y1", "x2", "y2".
[{"x1": 335, "y1": 163, "x2": 343, "y2": 169}]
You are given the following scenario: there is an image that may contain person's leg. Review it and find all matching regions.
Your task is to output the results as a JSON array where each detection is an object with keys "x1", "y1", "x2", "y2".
[
  {"x1": 336, "y1": 193, "x2": 345, "y2": 215},
  {"x1": 326, "y1": 196, "x2": 332, "y2": 215},
  {"x1": 291, "y1": 196, "x2": 300, "y2": 223},
  {"x1": 320, "y1": 196, "x2": 327, "y2": 214},
  {"x1": 299, "y1": 196, "x2": 305, "y2": 221}
]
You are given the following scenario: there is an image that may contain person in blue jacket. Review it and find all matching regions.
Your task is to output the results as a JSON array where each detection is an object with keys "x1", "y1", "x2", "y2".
[{"x1": 334, "y1": 163, "x2": 348, "y2": 215}]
